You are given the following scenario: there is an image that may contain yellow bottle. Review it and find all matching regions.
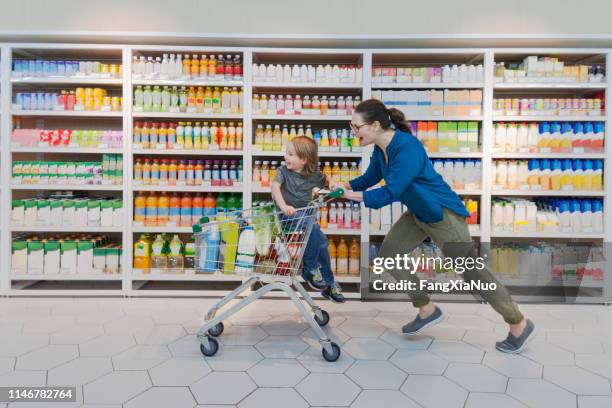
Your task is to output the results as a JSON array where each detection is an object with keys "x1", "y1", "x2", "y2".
[
  {"x1": 263, "y1": 125, "x2": 273, "y2": 151},
  {"x1": 230, "y1": 87, "x2": 240, "y2": 114},
  {"x1": 328, "y1": 238, "x2": 337, "y2": 274},
  {"x1": 199, "y1": 55, "x2": 209, "y2": 77},
  {"x1": 133, "y1": 234, "x2": 151, "y2": 270},
  {"x1": 331, "y1": 161, "x2": 341, "y2": 183},
  {"x1": 185, "y1": 122, "x2": 193, "y2": 150},
  {"x1": 196, "y1": 87, "x2": 205, "y2": 111},
  {"x1": 349, "y1": 238, "x2": 360, "y2": 276},
  {"x1": 340, "y1": 162, "x2": 350, "y2": 183},
  {"x1": 176, "y1": 122, "x2": 185, "y2": 148},
  {"x1": 201, "y1": 122, "x2": 209, "y2": 150},
  {"x1": 204, "y1": 87, "x2": 213, "y2": 111},
  {"x1": 182, "y1": 54, "x2": 191, "y2": 76},
  {"x1": 323, "y1": 162, "x2": 332, "y2": 180},
  {"x1": 221, "y1": 87, "x2": 231, "y2": 112},
  {"x1": 219, "y1": 122, "x2": 228, "y2": 150},
  {"x1": 255, "y1": 124, "x2": 264, "y2": 148},
  {"x1": 187, "y1": 86, "x2": 196, "y2": 109},
  {"x1": 194, "y1": 122, "x2": 202, "y2": 150},
  {"x1": 208, "y1": 55, "x2": 217, "y2": 78},
  {"x1": 336, "y1": 238, "x2": 348, "y2": 275},
  {"x1": 272, "y1": 125, "x2": 282, "y2": 151},
  {"x1": 212, "y1": 87, "x2": 221, "y2": 113}
]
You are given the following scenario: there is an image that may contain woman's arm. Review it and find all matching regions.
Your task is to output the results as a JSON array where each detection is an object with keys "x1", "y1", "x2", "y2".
[{"x1": 348, "y1": 150, "x2": 382, "y2": 192}]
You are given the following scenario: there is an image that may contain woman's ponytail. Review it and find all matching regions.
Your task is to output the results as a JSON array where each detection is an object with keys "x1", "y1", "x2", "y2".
[
  {"x1": 387, "y1": 107, "x2": 412, "y2": 133},
  {"x1": 354, "y1": 99, "x2": 413, "y2": 134}
]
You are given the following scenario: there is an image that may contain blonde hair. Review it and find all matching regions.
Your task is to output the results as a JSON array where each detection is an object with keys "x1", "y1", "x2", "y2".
[{"x1": 290, "y1": 136, "x2": 319, "y2": 177}]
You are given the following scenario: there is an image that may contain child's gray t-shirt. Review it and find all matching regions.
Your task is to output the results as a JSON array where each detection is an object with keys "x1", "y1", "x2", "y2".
[{"x1": 273, "y1": 165, "x2": 326, "y2": 208}]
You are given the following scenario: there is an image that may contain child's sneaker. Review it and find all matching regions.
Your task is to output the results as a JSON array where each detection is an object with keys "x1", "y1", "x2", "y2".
[
  {"x1": 322, "y1": 282, "x2": 346, "y2": 303},
  {"x1": 302, "y1": 268, "x2": 326, "y2": 290}
]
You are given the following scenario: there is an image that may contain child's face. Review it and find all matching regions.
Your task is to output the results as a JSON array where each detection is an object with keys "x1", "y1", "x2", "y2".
[{"x1": 285, "y1": 143, "x2": 307, "y2": 172}]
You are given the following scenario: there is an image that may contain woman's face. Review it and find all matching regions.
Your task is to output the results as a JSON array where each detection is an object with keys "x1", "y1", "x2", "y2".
[{"x1": 350, "y1": 112, "x2": 379, "y2": 146}]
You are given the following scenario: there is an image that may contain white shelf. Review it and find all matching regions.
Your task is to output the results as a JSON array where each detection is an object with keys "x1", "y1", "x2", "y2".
[
  {"x1": 252, "y1": 81, "x2": 363, "y2": 89},
  {"x1": 370, "y1": 224, "x2": 481, "y2": 237},
  {"x1": 11, "y1": 110, "x2": 123, "y2": 117},
  {"x1": 252, "y1": 186, "x2": 271, "y2": 193},
  {"x1": 428, "y1": 151, "x2": 483, "y2": 158},
  {"x1": 11, "y1": 184, "x2": 124, "y2": 191},
  {"x1": 132, "y1": 111, "x2": 243, "y2": 119},
  {"x1": 494, "y1": 115, "x2": 606, "y2": 122},
  {"x1": 251, "y1": 150, "x2": 362, "y2": 158},
  {"x1": 12, "y1": 147, "x2": 123, "y2": 154},
  {"x1": 494, "y1": 82, "x2": 607, "y2": 90},
  {"x1": 11, "y1": 225, "x2": 123, "y2": 233},
  {"x1": 11, "y1": 77, "x2": 123, "y2": 85},
  {"x1": 372, "y1": 82, "x2": 484, "y2": 89},
  {"x1": 252, "y1": 114, "x2": 352, "y2": 121},
  {"x1": 404, "y1": 115, "x2": 484, "y2": 121},
  {"x1": 133, "y1": 184, "x2": 242, "y2": 192},
  {"x1": 454, "y1": 189, "x2": 483, "y2": 195},
  {"x1": 133, "y1": 149, "x2": 244, "y2": 156},
  {"x1": 491, "y1": 231, "x2": 604, "y2": 239},
  {"x1": 10, "y1": 274, "x2": 123, "y2": 281},
  {"x1": 321, "y1": 228, "x2": 361, "y2": 236},
  {"x1": 132, "y1": 225, "x2": 193, "y2": 233},
  {"x1": 491, "y1": 189, "x2": 605, "y2": 197},
  {"x1": 132, "y1": 78, "x2": 243, "y2": 87},
  {"x1": 492, "y1": 152, "x2": 606, "y2": 159},
  {"x1": 132, "y1": 270, "x2": 243, "y2": 281}
]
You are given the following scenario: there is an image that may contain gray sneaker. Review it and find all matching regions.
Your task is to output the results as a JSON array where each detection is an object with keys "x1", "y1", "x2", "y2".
[
  {"x1": 402, "y1": 306, "x2": 444, "y2": 335},
  {"x1": 302, "y1": 267, "x2": 326, "y2": 290},
  {"x1": 495, "y1": 319, "x2": 536, "y2": 354}
]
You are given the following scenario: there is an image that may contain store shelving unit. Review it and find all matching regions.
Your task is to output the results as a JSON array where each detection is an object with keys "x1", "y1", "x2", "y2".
[{"x1": 0, "y1": 44, "x2": 608, "y2": 302}]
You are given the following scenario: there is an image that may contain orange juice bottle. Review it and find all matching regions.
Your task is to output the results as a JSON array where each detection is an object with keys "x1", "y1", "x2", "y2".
[
  {"x1": 145, "y1": 193, "x2": 158, "y2": 226},
  {"x1": 142, "y1": 158, "x2": 151, "y2": 185},
  {"x1": 157, "y1": 192, "x2": 169, "y2": 226},
  {"x1": 177, "y1": 160, "x2": 186, "y2": 185},
  {"x1": 320, "y1": 204, "x2": 329, "y2": 228},
  {"x1": 196, "y1": 87, "x2": 204, "y2": 111},
  {"x1": 331, "y1": 162, "x2": 341, "y2": 183},
  {"x1": 134, "y1": 158, "x2": 143, "y2": 184},
  {"x1": 150, "y1": 159, "x2": 160, "y2": 185},
  {"x1": 133, "y1": 234, "x2": 151, "y2": 269},
  {"x1": 336, "y1": 238, "x2": 348, "y2": 275},
  {"x1": 199, "y1": 55, "x2": 209, "y2": 78},
  {"x1": 134, "y1": 191, "x2": 146, "y2": 224},
  {"x1": 219, "y1": 122, "x2": 228, "y2": 149},
  {"x1": 159, "y1": 159, "x2": 169, "y2": 185},
  {"x1": 329, "y1": 238, "x2": 337, "y2": 274},
  {"x1": 169, "y1": 193, "x2": 181, "y2": 225},
  {"x1": 349, "y1": 238, "x2": 360, "y2": 276},
  {"x1": 192, "y1": 193, "x2": 204, "y2": 226},
  {"x1": 190, "y1": 54, "x2": 200, "y2": 77},
  {"x1": 204, "y1": 87, "x2": 213, "y2": 111},
  {"x1": 212, "y1": 87, "x2": 221, "y2": 113},
  {"x1": 323, "y1": 162, "x2": 332, "y2": 181},
  {"x1": 182, "y1": 54, "x2": 191, "y2": 76},
  {"x1": 180, "y1": 194, "x2": 192, "y2": 227},
  {"x1": 186, "y1": 160, "x2": 195, "y2": 186},
  {"x1": 141, "y1": 122, "x2": 151, "y2": 149},
  {"x1": 187, "y1": 87, "x2": 196, "y2": 109},
  {"x1": 168, "y1": 159, "x2": 178, "y2": 185}
]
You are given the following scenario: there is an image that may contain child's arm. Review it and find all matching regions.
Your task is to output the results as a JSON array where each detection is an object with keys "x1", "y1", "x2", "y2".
[{"x1": 271, "y1": 180, "x2": 296, "y2": 216}]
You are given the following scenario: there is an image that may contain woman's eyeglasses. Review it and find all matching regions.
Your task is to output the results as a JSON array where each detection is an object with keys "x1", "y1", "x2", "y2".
[{"x1": 350, "y1": 122, "x2": 368, "y2": 133}]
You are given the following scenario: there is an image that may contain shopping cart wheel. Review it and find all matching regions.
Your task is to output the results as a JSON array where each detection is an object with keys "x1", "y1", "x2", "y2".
[
  {"x1": 314, "y1": 310, "x2": 330, "y2": 327},
  {"x1": 208, "y1": 322, "x2": 224, "y2": 337},
  {"x1": 322, "y1": 342, "x2": 341, "y2": 362},
  {"x1": 200, "y1": 336, "x2": 219, "y2": 357}
]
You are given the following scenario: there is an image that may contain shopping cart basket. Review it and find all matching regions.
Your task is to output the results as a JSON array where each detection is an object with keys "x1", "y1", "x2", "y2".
[{"x1": 193, "y1": 188, "x2": 345, "y2": 362}]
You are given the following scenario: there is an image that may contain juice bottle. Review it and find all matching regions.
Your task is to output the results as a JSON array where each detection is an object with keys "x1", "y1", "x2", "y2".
[
  {"x1": 184, "y1": 122, "x2": 193, "y2": 149},
  {"x1": 221, "y1": 87, "x2": 231, "y2": 112},
  {"x1": 177, "y1": 160, "x2": 186, "y2": 185},
  {"x1": 133, "y1": 234, "x2": 151, "y2": 269},
  {"x1": 230, "y1": 87, "x2": 240, "y2": 113},
  {"x1": 329, "y1": 238, "x2": 337, "y2": 273},
  {"x1": 196, "y1": 86, "x2": 204, "y2": 111},
  {"x1": 331, "y1": 162, "x2": 341, "y2": 182},
  {"x1": 145, "y1": 193, "x2": 158, "y2": 226},
  {"x1": 219, "y1": 122, "x2": 228, "y2": 150},
  {"x1": 201, "y1": 122, "x2": 210, "y2": 149},
  {"x1": 195, "y1": 160, "x2": 204, "y2": 186},
  {"x1": 157, "y1": 192, "x2": 169, "y2": 226},
  {"x1": 182, "y1": 54, "x2": 191, "y2": 76},
  {"x1": 209, "y1": 122, "x2": 219, "y2": 149},
  {"x1": 561, "y1": 159, "x2": 572, "y2": 190},
  {"x1": 204, "y1": 87, "x2": 213, "y2": 112},
  {"x1": 550, "y1": 159, "x2": 562, "y2": 191},
  {"x1": 168, "y1": 159, "x2": 178, "y2": 185},
  {"x1": 582, "y1": 160, "x2": 593, "y2": 191},
  {"x1": 133, "y1": 121, "x2": 143, "y2": 146},
  {"x1": 320, "y1": 204, "x2": 329, "y2": 228},
  {"x1": 193, "y1": 122, "x2": 202, "y2": 149},
  {"x1": 192, "y1": 193, "x2": 204, "y2": 226},
  {"x1": 151, "y1": 234, "x2": 168, "y2": 270},
  {"x1": 184, "y1": 234, "x2": 195, "y2": 269},
  {"x1": 208, "y1": 55, "x2": 217, "y2": 78},
  {"x1": 212, "y1": 87, "x2": 221, "y2": 113},
  {"x1": 349, "y1": 238, "x2": 360, "y2": 276},
  {"x1": 169, "y1": 193, "x2": 181, "y2": 225},
  {"x1": 167, "y1": 235, "x2": 184, "y2": 271},
  {"x1": 140, "y1": 122, "x2": 150, "y2": 149},
  {"x1": 236, "y1": 122, "x2": 243, "y2": 150},
  {"x1": 340, "y1": 162, "x2": 350, "y2": 183},
  {"x1": 227, "y1": 122, "x2": 236, "y2": 150},
  {"x1": 272, "y1": 125, "x2": 282, "y2": 151},
  {"x1": 572, "y1": 159, "x2": 584, "y2": 190},
  {"x1": 150, "y1": 159, "x2": 160, "y2": 185},
  {"x1": 593, "y1": 160, "x2": 603, "y2": 191},
  {"x1": 134, "y1": 158, "x2": 143, "y2": 184},
  {"x1": 176, "y1": 122, "x2": 185, "y2": 148},
  {"x1": 216, "y1": 55, "x2": 225, "y2": 80},
  {"x1": 527, "y1": 159, "x2": 540, "y2": 188},
  {"x1": 159, "y1": 159, "x2": 169, "y2": 185},
  {"x1": 180, "y1": 193, "x2": 192, "y2": 227},
  {"x1": 560, "y1": 122, "x2": 573, "y2": 152},
  {"x1": 548, "y1": 122, "x2": 561, "y2": 152},
  {"x1": 261, "y1": 161, "x2": 270, "y2": 187},
  {"x1": 537, "y1": 122, "x2": 550, "y2": 152},
  {"x1": 199, "y1": 55, "x2": 209, "y2": 78},
  {"x1": 186, "y1": 160, "x2": 195, "y2": 186},
  {"x1": 539, "y1": 159, "x2": 551, "y2": 190},
  {"x1": 253, "y1": 160, "x2": 261, "y2": 184},
  {"x1": 204, "y1": 193, "x2": 217, "y2": 217},
  {"x1": 142, "y1": 158, "x2": 151, "y2": 185},
  {"x1": 134, "y1": 191, "x2": 146, "y2": 224},
  {"x1": 336, "y1": 238, "x2": 348, "y2": 275}
]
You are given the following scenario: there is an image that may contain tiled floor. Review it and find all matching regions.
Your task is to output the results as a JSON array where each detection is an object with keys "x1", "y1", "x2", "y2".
[{"x1": 1, "y1": 297, "x2": 612, "y2": 407}]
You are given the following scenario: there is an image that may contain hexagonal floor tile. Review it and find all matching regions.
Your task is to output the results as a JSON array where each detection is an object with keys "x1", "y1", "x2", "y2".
[
  {"x1": 521, "y1": 341, "x2": 574, "y2": 366},
  {"x1": 390, "y1": 349, "x2": 448, "y2": 375},
  {"x1": 238, "y1": 388, "x2": 308, "y2": 408},
  {"x1": 296, "y1": 373, "x2": 360, "y2": 406},
  {"x1": 342, "y1": 338, "x2": 395, "y2": 360},
  {"x1": 133, "y1": 325, "x2": 187, "y2": 345},
  {"x1": 16, "y1": 345, "x2": 78, "y2": 370},
  {"x1": 124, "y1": 387, "x2": 196, "y2": 408},
  {"x1": 401, "y1": 375, "x2": 468, "y2": 408},
  {"x1": 48, "y1": 357, "x2": 113, "y2": 386},
  {"x1": 220, "y1": 325, "x2": 269, "y2": 346},
  {"x1": 50, "y1": 324, "x2": 105, "y2": 345},
  {"x1": 255, "y1": 336, "x2": 309, "y2": 358},
  {"x1": 84, "y1": 371, "x2": 151, "y2": 404},
  {"x1": 465, "y1": 393, "x2": 527, "y2": 408},
  {"x1": 428, "y1": 340, "x2": 484, "y2": 363},
  {"x1": 0, "y1": 358, "x2": 14, "y2": 376},
  {"x1": 482, "y1": 352, "x2": 543, "y2": 378},
  {"x1": 149, "y1": 357, "x2": 210, "y2": 386},
  {"x1": 380, "y1": 330, "x2": 432, "y2": 350},
  {"x1": 112, "y1": 345, "x2": 171, "y2": 370},
  {"x1": 578, "y1": 396, "x2": 612, "y2": 408},
  {"x1": 297, "y1": 346, "x2": 355, "y2": 373},
  {"x1": 338, "y1": 318, "x2": 386, "y2": 337},
  {"x1": 507, "y1": 378, "x2": 576, "y2": 408},
  {"x1": 419, "y1": 325, "x2": 466, "y2": 340},
  {"x1": 547, "y1": 331, "x2": 604, "y2": 354},
  {"x1": 22, "y1": 316, "x2": 75, "y2": 334},
  {"x1": 301, "y1": 327, "x2": 350, "y2": 348},
  {"x1": 375, "y1": 312, "x2": 412, "y2": 329},
  {"x1": 544, "y1": 366, "x2": 612, "y2": 395},
  {"x1": 151, "y1": 309, "x2": 200, "y2": 325},
  {"x1": 79, "y1": 334, "x2": 136, "y2": 357},
  {"x1": 247, "y1": 358, "x2": 308, "y2": 387},
  {"x1": 190, "y1": 372, "x2": 256, "y2": 405},
  {"x1": 444, "y1": 362, "x2": 508, "y2": 392},
  {"x1": 260, "y1": 317, "x2": 309, "y2": 336},
  {"x1": 0, "y1": 334, "x2": 48, "y2": 357},
  {"x1": 346, "y1": 360, "x2": 407, "y2": 389},
  {"x1": 576, "y1": 354, "x2": 612, "y2": 379},
  {"x1": 0, "y1": 370, "x2": 46, "y2": 387},
  {"x1": 447, "y1": 314, "x2": 496, "y2": 332},
  {"x1": 462, "y1": 330, "x2": 502, "y2": 352},
  {"x1": 206, "y1": 346, "x2": 263, "y2": 371},
  {"x1": 168, "y1": 335, "x2": 202, "y2": 358},
  {"x1": 351, "y1": 390, "x2": 421, "y2": 408},
  {"x1": 104, "y1": 317, "x2": 155, "y2": 334}
]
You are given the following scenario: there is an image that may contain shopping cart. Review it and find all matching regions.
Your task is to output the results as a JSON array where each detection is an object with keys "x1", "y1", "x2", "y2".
[{"x1": 193, "y1": 188, "x2": 345, "y2": 362}]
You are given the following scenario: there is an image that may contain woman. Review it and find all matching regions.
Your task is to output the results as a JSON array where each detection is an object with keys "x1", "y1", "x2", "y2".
[{"x1": 336, "y1": 99, "x2": 535, "y2": 353}]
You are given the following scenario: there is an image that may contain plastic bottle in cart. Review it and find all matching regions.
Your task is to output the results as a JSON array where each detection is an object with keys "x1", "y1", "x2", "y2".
[
  {"x1": 336, "y1": 238, "x2": 349, "y2": 274},
  {"x1": 349, "y1": 238, "x2": 360, "y2": 276},
  {"x1": 329, "y1": 238, "x2": 337, "y2": 273}
]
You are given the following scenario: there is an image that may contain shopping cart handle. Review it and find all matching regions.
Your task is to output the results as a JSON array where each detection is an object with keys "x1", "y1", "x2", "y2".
[{"x1": 326, "y1": 188, "x2": 345, "y2": 199}]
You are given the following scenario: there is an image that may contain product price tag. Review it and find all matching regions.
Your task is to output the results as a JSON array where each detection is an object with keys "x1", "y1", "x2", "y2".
[
  {"x1": 572, "y1": 147, "x2": 585, "y2": 154},
  {"x1": 156, "y1": 144, "x2": 166, "y2": 150},
  {"x1": 169, "y1": 107, "x2": 180, "y2": 113},
  {"x1": 132, "y1": 106, "x2": 143, "y2": 112},
  {"x1": 186, "y1": 107, "x2": 197, "y2": 113},
  {"x1": 519, "y1": 147, "x2": 530, "y2": 154},
  {"x1": 519, "y1": 184, "x2": 530, "y2": 191},
  {"x1": 539, "y1": 148, "x2": 551, "y2": 154},
  {"x1": 438, "y1": 147, "x2": 449, "y2": 153},
  {"x1": 492, "y1": 184, "x2": 504, "y2": 190},
  {"x1": 562, "y1": 185, "x2": 574, "y2": 191}
]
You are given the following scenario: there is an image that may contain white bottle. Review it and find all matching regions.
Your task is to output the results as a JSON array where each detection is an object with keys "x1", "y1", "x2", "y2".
[
  {"x1": 517, "y1": 123, "x2": 528, "y2": 151},
  {"x1": 132, "y1": 56, "x2": 142, "y2": 77},
  {"x1": 160, "y1": 54, "x2": 169, "y2": 79},
  {"x1": 235, "y1": 226, "x2": 256, "y2": 274},
  {"x1": 145, "y1": 56, "x2": 154, "y2": 77},
  {"x1": 467, "y1": 65, "x2": 477, "y2": 83},
  {"x1": 316, "y1": 65, "x2": 325, "y2": 83},
  {"x1": 266, "y1": 64, "x2": 276, "y2": 82},
  {"x1": 506, "y1": 123, "x2": 518, "y2": 153},
  {"x1": 175, "y1": 54, "x2": 183, "y2": 78},
  {"x1": 527, "y1": 123, "x2": 539, "y2": 152},
  {"x1": 283, "y1": 64, "x2": 292, "y2": 83},
  {"x1": 324, "y1": 64, "x2": 333, "y2": 83},
  {"x1": 450, "y1": 65, "x2": 459, "y2": 83},
  {"x1": 153, "y1": 56, "x2": 162, "y2": 77},
  {"x1": 476, "y1": 64, "x2": 484, "y2": 82},
  {"x1": 332, "y1": 65, "x2": 340, "y2": 83},
  {"x1": 275, "y1": 64, "x2": 284, "y2": 82},
  {"x1": 329, "y1": 203, "x2": 338, "y2": 229},
  {"x1": 494, "y1": 123, "x2": 507, "y2": 152},
  {"x1": 458, "y1": 64, "x2": 468, "y2": 83},
  {"x1": 308, "y1": 65, "x2": 316, "y2": 83},
  {"x1": 292, "y1": 65, "x2": 300, "y2": 82},
  {"x1": 300, "y1": 64, "x2": 308, "y2": 82}
]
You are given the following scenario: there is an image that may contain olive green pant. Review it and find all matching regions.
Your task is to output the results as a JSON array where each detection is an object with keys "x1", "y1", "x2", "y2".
[{"x1": 379, "y1": 208, "x2": 524, "y2": 325}]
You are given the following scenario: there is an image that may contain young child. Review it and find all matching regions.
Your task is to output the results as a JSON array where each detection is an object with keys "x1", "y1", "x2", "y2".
[{"x1": 271, "y1": 136, "x2": 345, "y2": 303}]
